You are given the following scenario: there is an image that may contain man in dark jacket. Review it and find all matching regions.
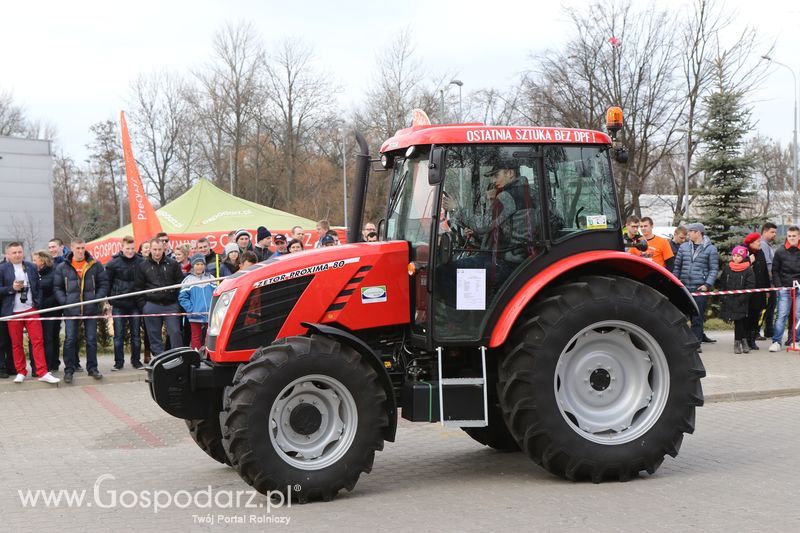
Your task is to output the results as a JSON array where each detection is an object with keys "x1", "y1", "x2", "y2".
[
  {"x1": 106, "y1": 236, "x2": 144, "y2": 370},
  {"x1": 54, "y1": 238, "x2": 108, "y2": 383},
  {"x1": 769, "y1": 226, "x2": 800, "y2": 351},
  {"x1": 0, "y1": 242, "x2": 60, "y2": 384},
  {"x1": 48, "y1": 238, "x2": 70, "y2": 265},
  {"x1": 673, "y1": 222, "x2": 719, "y2": 346},
  {"x1": 759, "y1": 222, "x2": 779, "y2": 339},
  {"x1": 135, "y1": 237, "x2": 185, "y2": 355},
  {"x1": 253, "y1": 226, "x2": 273, "y2": 262}
]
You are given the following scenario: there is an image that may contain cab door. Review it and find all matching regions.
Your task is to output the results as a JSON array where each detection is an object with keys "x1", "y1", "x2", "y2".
[
  {"x1": 429, "y1": 145, "x2": 546, "y2": 343},
  {"x1": 384, "y1": 150, "x2": 438, "y2": 339}
]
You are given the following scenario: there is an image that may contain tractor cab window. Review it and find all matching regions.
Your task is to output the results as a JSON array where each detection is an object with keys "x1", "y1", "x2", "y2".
[
  {"x1": 431, "y1": 145, "x2": 545, "y2": 342},
  {"x1": 385, "y1": 152, "x2": 436, "y2": 248},
  {"x1": 544, "y1": 146, "x2": 619, "y2": 239}
]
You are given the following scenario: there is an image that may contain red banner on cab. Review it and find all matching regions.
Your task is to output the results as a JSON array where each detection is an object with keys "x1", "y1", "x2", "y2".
[{"x1": 120, "y1": 111, "x2": 162, "y2": 248}]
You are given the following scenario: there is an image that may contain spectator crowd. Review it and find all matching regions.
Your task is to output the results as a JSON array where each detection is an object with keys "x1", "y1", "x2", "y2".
[
  {"x1": 10, "y1": 212, "x2": 790, "y2": 382},
  {"x1": 624, "y1": 216, "x2": 796, "y2": 355},
  {"x1": 0, "y1": 219, "x2": 377, "y2": 384}
]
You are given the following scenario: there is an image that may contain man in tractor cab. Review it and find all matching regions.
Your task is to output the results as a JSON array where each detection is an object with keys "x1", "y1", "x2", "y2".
[
  {"x1": 438, "y1": 156, "x2": 539, "y2": 314},
  {"x1": 443, "y1": 156, "x2": 536, "y2": 269}
]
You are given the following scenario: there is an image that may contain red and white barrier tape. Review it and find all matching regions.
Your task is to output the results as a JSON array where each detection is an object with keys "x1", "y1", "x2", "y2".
[
  {"x1": 689, "y1": 287, "x2": 788, "y2": 297},
  {"x1": 3, "y1": 312, "x2": 197, "y2": 321}
]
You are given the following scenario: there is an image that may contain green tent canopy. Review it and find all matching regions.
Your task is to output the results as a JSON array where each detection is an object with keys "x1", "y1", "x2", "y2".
[{"x1": 88, "y1": 178, "x2": 317, "y2": 262}]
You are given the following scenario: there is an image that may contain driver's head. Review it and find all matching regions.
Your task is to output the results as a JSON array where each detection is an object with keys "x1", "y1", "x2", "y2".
[{"x1": 484, "y1": 158, "x2": 519, "y2": 188}]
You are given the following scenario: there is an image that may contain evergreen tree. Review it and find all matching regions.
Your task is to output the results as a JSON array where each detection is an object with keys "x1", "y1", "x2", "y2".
[{"x1": 693, "y1": 81, "x2": 760, "y2": 256}]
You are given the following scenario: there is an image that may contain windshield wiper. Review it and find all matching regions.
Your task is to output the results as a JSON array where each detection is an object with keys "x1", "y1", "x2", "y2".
[{"x1": 387, "y1": 167, "x2": 410, "y2": 215}]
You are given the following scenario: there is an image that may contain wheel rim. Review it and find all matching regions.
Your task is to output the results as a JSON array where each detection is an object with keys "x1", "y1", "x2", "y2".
[
  {"x1": 269, "y1": 374, "x2": 358, "y2": 470},
  {"x1": 554, "y1": 320, "x2": 670, "y2": 445}
]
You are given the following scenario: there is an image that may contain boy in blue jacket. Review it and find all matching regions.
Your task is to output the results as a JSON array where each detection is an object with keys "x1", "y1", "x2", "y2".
[{"x1": 179, "y1": 255, "x2": 216, "y2": 349}]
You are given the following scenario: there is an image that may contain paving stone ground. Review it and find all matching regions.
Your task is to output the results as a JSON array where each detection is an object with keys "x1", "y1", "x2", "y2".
[{"x1": 1, "y1": 378, "x2": 799, "y2": 532}]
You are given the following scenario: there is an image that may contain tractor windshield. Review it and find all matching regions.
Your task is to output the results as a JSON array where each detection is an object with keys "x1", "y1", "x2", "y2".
[{"x1": 385, "y1": 151, "x2": 435, "y2": 248}]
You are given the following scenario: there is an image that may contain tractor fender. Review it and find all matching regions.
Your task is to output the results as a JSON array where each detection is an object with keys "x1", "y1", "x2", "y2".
[
  {"x1": 301, "y1": 322, "x2": 398, "y2": 442},
  {"x1": 488, "y1": 251, "x2": 698, "y2": 348}
]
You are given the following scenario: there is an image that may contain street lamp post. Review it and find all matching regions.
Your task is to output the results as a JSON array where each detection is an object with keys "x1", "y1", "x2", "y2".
[
  {"x1": 229, "y1": 147, "x2": 234, "y2": 195},
  {"x1": 674, "y1": 128, "x2": 692, "y2": 220},
  {"x1": 684, "y1": 138, "x2": 691, "y2": 219},
  {"x1": 763, "y1": 55, "x2": 799, "y2": 223},
  {"x1": 440, "y1": 80, "x2": 465, "y2": 123},
  {"x1": 341, "y1": 126, "x2": 348, "y2": 229},
  {"x1": 450, "y1": 79, "x2": 463, "y2": 122}
]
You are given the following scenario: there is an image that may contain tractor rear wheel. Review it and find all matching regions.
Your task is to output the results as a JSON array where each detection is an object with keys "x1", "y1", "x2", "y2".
[
  {"x1": 185, "y1": 418, "x2": 231, "y2": 466},
  {"x1": 220, "y1": 335, "x2": 388, "y2": 502},
  {"x1": 498, "y1": 275, "x2": 705, "y2": 482}
]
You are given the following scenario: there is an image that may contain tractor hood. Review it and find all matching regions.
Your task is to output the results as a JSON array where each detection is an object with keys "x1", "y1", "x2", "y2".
[{"x1": 207, "y1": 241, "x2": 411, "y2": 363}]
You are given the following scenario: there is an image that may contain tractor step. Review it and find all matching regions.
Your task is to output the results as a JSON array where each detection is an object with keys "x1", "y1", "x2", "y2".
[
  {"x1": 439, "y1": 377, "x2": 485, "y2": 385},
  {"x1": 437, "y1": 346, "x2": 488, "y2": 428}
]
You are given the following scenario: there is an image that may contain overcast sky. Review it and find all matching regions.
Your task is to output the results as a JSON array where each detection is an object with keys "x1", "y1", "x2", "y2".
[{"x1": 2, "y1": 0, "x2": 799, "y2": 162}]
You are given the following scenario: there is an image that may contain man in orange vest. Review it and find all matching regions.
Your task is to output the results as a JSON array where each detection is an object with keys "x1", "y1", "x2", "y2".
[{"x1": 629, "y1": 217, "x2": 675, "y2": 271}]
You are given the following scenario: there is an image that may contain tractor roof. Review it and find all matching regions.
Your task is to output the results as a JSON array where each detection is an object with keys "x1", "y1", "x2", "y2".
[{"x1": 380, "y1": 123, "x2": 612, "y2": 154}]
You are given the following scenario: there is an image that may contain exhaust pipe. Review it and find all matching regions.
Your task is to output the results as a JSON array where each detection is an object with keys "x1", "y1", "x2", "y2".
[{"x1": 347, "y1": 131, "x2": 370, "y2": 244}]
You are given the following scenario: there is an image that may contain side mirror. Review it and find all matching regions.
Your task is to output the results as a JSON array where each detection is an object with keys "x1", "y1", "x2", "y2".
[
  {"x1": 428, "y1": 146, "x2": 445, "y2": 185},
  {"x1": 614, "y1": 147, "x2": 629, "y2": 164},
  {"x1": 377, "y1": 218, "x2": 386, "y2": 240}
]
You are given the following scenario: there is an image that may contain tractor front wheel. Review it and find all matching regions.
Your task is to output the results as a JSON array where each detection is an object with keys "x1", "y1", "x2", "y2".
[
  {"x1": 498, "y1": 275, "x2": 705, "y2": 482},
  {"x1": 220, "y1": 335, "x2": 388, "y2": 502}
]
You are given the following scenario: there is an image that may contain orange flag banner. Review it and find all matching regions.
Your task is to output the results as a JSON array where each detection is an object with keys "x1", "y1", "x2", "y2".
[{"x1": 120, "y1": 111, "x2": 162, "y2": 248}]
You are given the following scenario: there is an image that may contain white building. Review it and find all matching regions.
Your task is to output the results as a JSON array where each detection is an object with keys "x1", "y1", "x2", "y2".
[{"x1": 0, "y1": 136, "x2": 54, "y2": 253}]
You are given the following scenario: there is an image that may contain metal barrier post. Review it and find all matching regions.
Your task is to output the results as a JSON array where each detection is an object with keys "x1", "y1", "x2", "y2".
[{"x1": 791, "y1": 282, "x2": 800, "y2": 352}]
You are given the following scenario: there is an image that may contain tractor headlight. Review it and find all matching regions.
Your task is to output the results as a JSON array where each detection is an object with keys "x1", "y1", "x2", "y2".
[{"x1": 208, "y1": 288, "x2": 236, "y2": 337}]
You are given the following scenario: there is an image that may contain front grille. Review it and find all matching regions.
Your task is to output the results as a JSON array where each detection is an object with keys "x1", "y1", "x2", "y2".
[{"x1": 225, "y1": 276, "x2": 313, "y2": 351}]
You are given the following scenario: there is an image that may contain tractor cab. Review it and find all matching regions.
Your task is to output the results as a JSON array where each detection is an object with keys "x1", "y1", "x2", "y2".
[{"x1": 377, "y1": 112, "x2": 623, "y2": 348}]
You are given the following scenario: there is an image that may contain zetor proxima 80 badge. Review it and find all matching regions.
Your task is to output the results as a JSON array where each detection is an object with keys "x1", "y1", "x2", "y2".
[{"x1": 148, "y1": 107, "x2": 705, "y2": 502}]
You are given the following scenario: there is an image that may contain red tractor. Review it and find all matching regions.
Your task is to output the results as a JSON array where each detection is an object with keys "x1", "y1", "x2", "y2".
[{"x1": 148, "y1": 108, "x2": 704, "y2": 502}]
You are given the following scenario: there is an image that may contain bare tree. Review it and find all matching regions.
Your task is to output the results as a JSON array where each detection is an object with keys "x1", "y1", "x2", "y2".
[
  {"x1": 263, "y1": 37, "x2": 338, "y2": 206},
  {"x1": 522, "y1": 1, "x2": 684, "y2": 217},
  {"x1": 186, "y1": 79, "x2": 228, "y2": 187},
  {"x1": 468, "y1": 86, "x2": 531, "y2": 126},
  {"x1": 194, "y1": 21, "x2": 264, "y2": 196},
  {"x1": 355, "y1": 30, "x2": 440, "y2": 222},
  {"x1": 52, "y1": 152, "x2": 88, "y2": 239},
  {"x1": 10, "y1": 213, "x2": 39, "y2": 252},
  {"x1": 669, "y1": 0, "x2": 771, "y2": 224},
  {"x1": 172, "y1": 103, "x2": 203, "y2": 196},
  {"x1": 22, "y1": 119, "x2": 58, "y2": 142},
  {"x1": 358, "y1": 29, "x2": 434, "y2": 143},
  {"x1": 0, "y1": 90, "x2": 27, "y2": 136},
  {"x1": 87, "y1": 120, "x2": 124, "y2": 220},
  {"x1": 128, "y1": 70, "x2": 192, "y2": 205},
  {"x1": 747, "y1": 136, "x2": 792, "y2": 216}
]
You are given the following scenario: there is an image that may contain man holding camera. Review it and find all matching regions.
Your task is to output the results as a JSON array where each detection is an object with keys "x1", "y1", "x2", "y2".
[
  {"x1": 0, "y1": 242, "x2": 59, "y2": 383},
  {"x1": 629, "y1": 217, "x2": 675, "y2": 270},
  {"x1": 623, "y1": 215, "x2": 645, "y2": 253}
]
